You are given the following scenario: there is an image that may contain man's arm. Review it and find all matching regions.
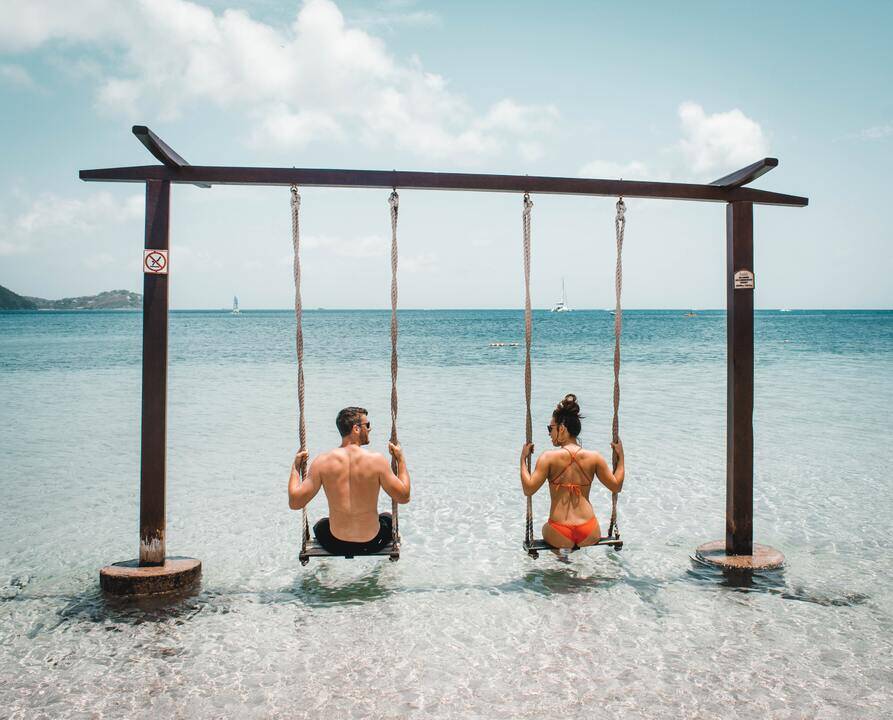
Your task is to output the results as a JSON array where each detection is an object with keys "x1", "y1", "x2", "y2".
[
  {"x1": 288, "y1": 450, "x2": 323, "y2": 510},
  {"x1": 520, "y1": 444, "x2": 549, "y2": 496},
  {"x1": 380, "y1": 443, "x2": 411, "y2": 504}
]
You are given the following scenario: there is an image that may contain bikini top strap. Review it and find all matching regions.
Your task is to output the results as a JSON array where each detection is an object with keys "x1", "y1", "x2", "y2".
[{"x1": 550, "y1": 446, "x2": 589, "y2": 487}]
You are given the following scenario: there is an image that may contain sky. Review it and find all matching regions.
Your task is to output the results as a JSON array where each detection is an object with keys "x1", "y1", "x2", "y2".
[{"x1": 0, "y1": 0, "x2": 890, "y2": 309}]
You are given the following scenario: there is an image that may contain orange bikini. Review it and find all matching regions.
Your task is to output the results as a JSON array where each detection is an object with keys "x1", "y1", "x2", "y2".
[{"x1": 547, "y1": 447, "x2": 598, "y2": 545}]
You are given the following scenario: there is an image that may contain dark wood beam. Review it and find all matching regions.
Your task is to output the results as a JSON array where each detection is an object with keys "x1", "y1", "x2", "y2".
[
  {"x1": 726, "y1": 201, "x2": 754, "y2": 555},
  {"x1": 132, "y1": 126, "x2": 210, "y2": 188},
  {"x1": 711, "y1": 158, "x2": 778, "y2": 189},
  {"x1": 80, "y1": 164, "x2": 808, "y2": 207},
  {"x1": 133, "y1": 125, "x2": 189, "y2": 167},
  {"x1": 139, "y1": 179, "x2": 170, "y2": 566}
]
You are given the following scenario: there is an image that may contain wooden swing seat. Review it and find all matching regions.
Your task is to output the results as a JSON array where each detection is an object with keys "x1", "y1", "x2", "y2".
[
  {"x1": 523, "y1": 537, "x2": 622, "y2": 558},
  {"x1": 299, "y1": 539, "x2": 401, "y2": 565}
]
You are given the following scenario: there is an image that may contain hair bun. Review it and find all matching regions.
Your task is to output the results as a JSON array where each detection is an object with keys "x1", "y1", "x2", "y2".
[{"x1": 557, "y1": 393, "x2": 580, "y2": 416}]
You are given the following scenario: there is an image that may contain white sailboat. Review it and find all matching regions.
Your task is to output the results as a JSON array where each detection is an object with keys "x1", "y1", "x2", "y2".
[
  {"x1": 232, "y1": 295, "x2": 240, "y2": 314},
  {"x1": 550, "y1": 278, "x2": 572, "y2": 312}
]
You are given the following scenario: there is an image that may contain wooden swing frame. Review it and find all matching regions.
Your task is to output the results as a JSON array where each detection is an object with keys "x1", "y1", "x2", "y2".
[{"x1": 80, "y1": 125, "x2": 807, "y2": 577}]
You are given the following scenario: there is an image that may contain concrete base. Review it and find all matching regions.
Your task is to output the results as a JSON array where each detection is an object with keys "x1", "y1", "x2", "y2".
[
  {"x1": 100, "y1": 557, "x2": 201, "y2": 596},
  {"x1": 693, "y1": 541, "x2": 784, "y2": 572}
]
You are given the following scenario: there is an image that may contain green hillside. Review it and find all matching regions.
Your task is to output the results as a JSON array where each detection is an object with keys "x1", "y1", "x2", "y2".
[{"x1": 1, "y1": 285, "x2": 142, "y2": 310}]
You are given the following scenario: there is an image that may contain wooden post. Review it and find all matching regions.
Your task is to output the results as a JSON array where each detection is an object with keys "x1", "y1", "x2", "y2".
[
  {"x1": 726, "y1": 201, "x2": 754, "y2": 555},
  {"x1": 139, "y1": 179, "x2": 170, "y2": 565}
]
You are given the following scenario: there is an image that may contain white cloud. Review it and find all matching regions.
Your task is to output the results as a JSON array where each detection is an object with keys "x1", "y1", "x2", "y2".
[
  {"x1": 0, "y1": 63, "x2": 36, "y2": 89},
  {"x1": 249, "y1": 105, "x2": 344, "y2": 149},
  {"x1": 83, "y1": 252, "x2": 116, "y2": 270},
  {"x1": 578, "y1": 104, "x2": 767, "y2": 182},
  {"x1": 518, "y1": 142, "x2": 545, "y2": 163},
  {"x1": 0, "y1": 0, "x2": 127, "y2": 52},
  {"x1": 676, "y1": 101, "x2": 768, "y2": 175},
  {"x1": 0, "y1": 0, "x2": 556, "y2": 162},
  {"x1": 303, "y1": 233, "x2": 388, "y2": 258},
  {"x1": 401, "y1": 251, "x2": 437, "y2": 273},
  {"x1": 295, "y1": 235, "x2": 434, "y2": 272},
  {"x1": 2, "y1": 191, "x2": 142, "y2": 255},
  {"x1": 860, "y1": 124, "x2": 893, "y2": 140},
  {"x1": 578, "y1": 159, "x2": 650, "y2": 180},
  {"x1": 348, "y1": 0, "x2": 442, "y2": 30},
  {"x1": 15, "y1": 192, "x2": 142, "y2": 235},
  {"x1": 173, "y1": 244, "x2": 226, "y2": 272}
]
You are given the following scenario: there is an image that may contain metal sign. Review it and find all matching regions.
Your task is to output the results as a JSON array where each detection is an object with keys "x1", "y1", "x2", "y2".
[
  {"x1": 143, "y1": 249, "x2": 168, "y2": 275},
  {"x1": 734, "y1": 269, "x2": 754, "y2": 289}
]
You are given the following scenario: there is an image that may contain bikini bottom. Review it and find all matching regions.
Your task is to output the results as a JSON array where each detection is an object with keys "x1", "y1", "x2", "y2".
[{"x1": 548, "y1": 516, "x2": 598, "y2": 546}]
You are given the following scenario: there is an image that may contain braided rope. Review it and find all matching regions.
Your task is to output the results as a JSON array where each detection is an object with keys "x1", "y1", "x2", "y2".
[
  {"x1": 291, "y1": 186, "x2": 309, "y2": 551},
  {"x1": 388, "y1": 191, "x2": 400, "y2": 544},
  {"x1": 608, "y1": 197, "x2": 626, "y2": 539},
  {"x1": 522, "y1": 193, "x2": 534, "y2": 547}
]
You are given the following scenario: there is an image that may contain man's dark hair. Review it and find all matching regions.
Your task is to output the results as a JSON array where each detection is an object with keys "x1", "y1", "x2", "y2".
[{"x1": 336, "y1": 406, "x2": 368, "y2": 437}]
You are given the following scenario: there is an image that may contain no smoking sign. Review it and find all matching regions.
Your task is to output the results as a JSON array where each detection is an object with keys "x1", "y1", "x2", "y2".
[{"x1": 143, "y1": 249, "x2": 169, "y2": 275}]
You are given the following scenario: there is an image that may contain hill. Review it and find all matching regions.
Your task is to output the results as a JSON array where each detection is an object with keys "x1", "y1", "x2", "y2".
[
  {"x1": 0, "y1": 285, "x2": 37, "y2": 310},
  {"x1": 0, "y1": 285, "x2": 142, "y2": 310}
]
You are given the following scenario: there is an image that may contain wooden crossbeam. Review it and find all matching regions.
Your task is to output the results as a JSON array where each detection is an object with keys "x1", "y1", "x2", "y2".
[
  {"x1": 74, "y1": 127, "x2": 810, "y2": 205},
  {"x1": 132, "y1": 125, "x2": 210, "y2": 188},
  {"x1": 710, "y1": 158, "x2": 778, "y2": 189},
  {"x1": 81, "y1": 163, "x2": 808, "y2": 206}
]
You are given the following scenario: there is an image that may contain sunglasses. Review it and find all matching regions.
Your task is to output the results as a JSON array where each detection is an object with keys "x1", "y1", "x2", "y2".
[
  {"x1": 546, "y1": 424, "x2": 556, "y2": 434},
  {"x1": 356, "y1": 422, "x2": 371, "y2": 430}
]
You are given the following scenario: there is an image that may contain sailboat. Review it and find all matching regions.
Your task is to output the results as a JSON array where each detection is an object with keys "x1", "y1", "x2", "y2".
[
  {"x1": 550, "y1": 278, "x2": 572, "y2": 312},
  {"x1": 232, "y1": 295, "x2": 240, "y2": 315}
]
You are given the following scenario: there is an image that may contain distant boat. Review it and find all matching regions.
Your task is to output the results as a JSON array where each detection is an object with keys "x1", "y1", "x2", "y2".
[
  {"x1": 684, "y1": 311, "x2": 697, "y2": 317},
  {"x1": 232, "y1": 295, "x2": 240, "y2": 314},
  {"x1": 780, "y1": 308, "x2": 791, "y2": 312},
  {"x1": 550, "y1": 278, "x2": 572, "y2": 312}
]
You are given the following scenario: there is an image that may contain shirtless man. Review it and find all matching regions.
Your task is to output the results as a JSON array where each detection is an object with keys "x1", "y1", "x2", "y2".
[{"x1": 287, "y1": 406, "x2": 410, "y2": 555}]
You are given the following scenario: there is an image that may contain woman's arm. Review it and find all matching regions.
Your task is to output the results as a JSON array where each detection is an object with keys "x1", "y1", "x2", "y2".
[
  {"x1": 594, "y1": 440, "x2": 624, "y2": 494},
  {"x1": 520, "y1": 444, "x2": 549, "y2": 496},
  {"x1": 288, "y1": 450, "x2": 323, "y2": 509}
]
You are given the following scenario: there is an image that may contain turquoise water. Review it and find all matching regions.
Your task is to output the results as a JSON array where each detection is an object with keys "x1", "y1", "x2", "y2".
[{"x1": 1, "y1": 309, "x2": 892, "y2": 718}]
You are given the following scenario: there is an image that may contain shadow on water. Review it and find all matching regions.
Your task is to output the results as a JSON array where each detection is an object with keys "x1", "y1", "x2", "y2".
[
  {"x1": 685, "y1": 559, "x2": 870, "y2": 607},
  {"x1": 279, "y1": 564, "x2": 394, "y2": 608},
  {"x1": 0, "y1": 583, "x2": 208, "y2": 637},
  {"x1": 59, "y1": 585, "x2": 205, "y2": 625},
  {"x1": 494, "y1": 566, "x2": 619, "y2": 596}
]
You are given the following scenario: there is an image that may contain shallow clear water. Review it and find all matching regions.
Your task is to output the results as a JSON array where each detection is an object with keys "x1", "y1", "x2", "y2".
[{"x1": 1, "y1": 309, "x2": 891, "y2": 719}]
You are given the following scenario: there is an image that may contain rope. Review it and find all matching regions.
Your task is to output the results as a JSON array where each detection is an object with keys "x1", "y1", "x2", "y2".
[
  {"x1": 608, "y1": 197, "x2": 626, "y2": 539},
  {"x1": 522, "y1": 193, "x2": 534, "y2": 547},
  {"x1": 291, "y1": 186, "x2": 309, "y2": 552},
  {"x1": 388, "y1": 190, "x2": 400, "y2": 545}
]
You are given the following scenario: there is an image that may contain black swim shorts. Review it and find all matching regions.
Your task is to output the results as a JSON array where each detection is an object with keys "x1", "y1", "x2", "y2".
[{"x1": 313, "y1": 513, "x2": 393, "y2": 556}]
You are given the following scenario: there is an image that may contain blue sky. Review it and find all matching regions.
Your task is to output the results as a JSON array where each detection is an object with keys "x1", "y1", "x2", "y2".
[{"x1": 1, "y1": 0, "x2": 890, "y2": 308}]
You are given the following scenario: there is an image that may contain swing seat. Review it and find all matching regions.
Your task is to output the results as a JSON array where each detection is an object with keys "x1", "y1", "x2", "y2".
[
  {"x1": 299, "y1": 539, "x2": 401, "y2": 565},
  {"x1": 523, "y1": 536, "x2": 622, "y2": 558}
]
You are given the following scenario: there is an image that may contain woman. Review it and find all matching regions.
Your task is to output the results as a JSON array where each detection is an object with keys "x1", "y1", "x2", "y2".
[{"x1": 520, "y1": 394, "x2": 625, "y2": 549}]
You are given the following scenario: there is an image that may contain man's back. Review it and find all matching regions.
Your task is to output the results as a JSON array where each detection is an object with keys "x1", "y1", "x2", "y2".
[
  {"x1": 314, "y1": 445, "x2": 388, "y2": 542},
  {"x1": 287, "y1": 406, "x2": 411, "y2": 551}
]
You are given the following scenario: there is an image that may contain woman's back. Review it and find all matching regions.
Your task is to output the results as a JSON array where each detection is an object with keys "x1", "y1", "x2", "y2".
[{"x1": 544, "y1": 445, "x2": 603, "y2": 524}]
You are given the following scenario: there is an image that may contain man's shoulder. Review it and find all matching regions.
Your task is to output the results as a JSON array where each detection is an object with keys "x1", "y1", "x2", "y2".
[
  {"x1": 360, "y1": 448, "x2": 388, "y2": 464},
  {"x1": 316, "y1": 447, "x2": 386, "y2": 464},
  {"x1": 313, "y1": 448, "x2": 343, "y2": 466}
]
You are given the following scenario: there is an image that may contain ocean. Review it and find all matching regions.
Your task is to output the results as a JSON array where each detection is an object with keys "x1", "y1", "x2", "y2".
[{"x1": 1, "y1": 309, "x2": 891, "y2": 718}]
